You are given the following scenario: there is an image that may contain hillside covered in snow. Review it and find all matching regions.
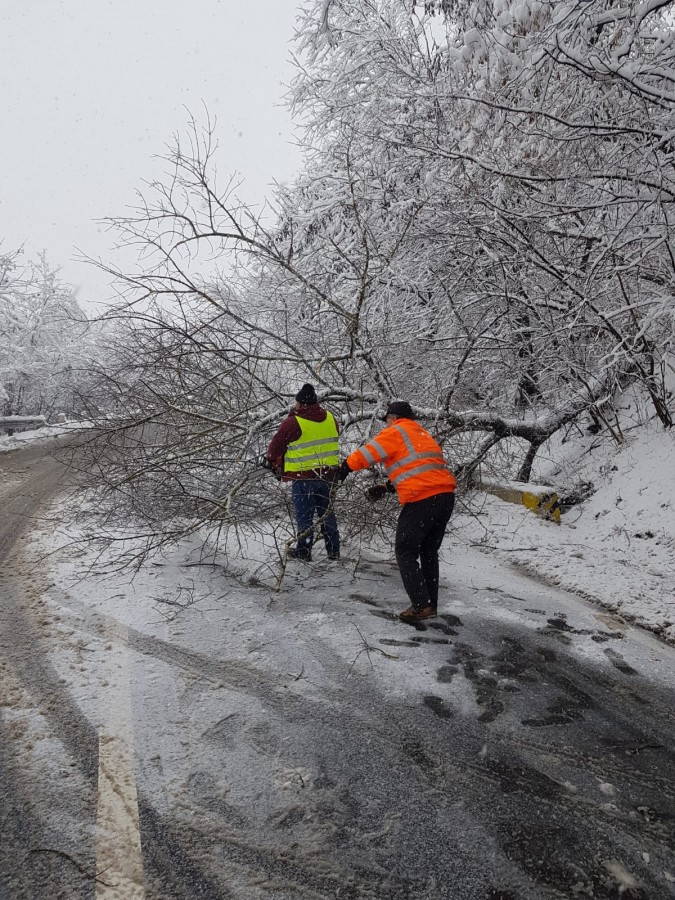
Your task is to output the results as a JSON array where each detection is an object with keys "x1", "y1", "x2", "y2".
[{"x1": 460, "y1": 392, "x2": 674, "y2": 643}]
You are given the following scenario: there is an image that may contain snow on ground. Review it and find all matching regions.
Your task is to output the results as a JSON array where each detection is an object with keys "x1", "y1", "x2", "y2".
[
  {"x1": 32, "y1": 473, "x2": 675, "y2": 724},
  {"x1": 5, "y1": 447, "x2": 672, "y2": 898},
  {"x1": 5, "y1": 401, "x2": 673, "y2": 644},
  {"x1": 460, "y1": 412, "x2": 675, "y2": 642},
  {"x1": 18, "y1": 504, "x2": 666, "y2": 815},
  {"x1": 13, "y1": 508, "x2": 675, "y2": 899},
  {"x1": 0, "y1": 421, "x2": 88, "y2": 452}
]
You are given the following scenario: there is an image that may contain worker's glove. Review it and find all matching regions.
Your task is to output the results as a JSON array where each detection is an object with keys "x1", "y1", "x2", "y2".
[
  {"x1": 337, "y1": 460, "x2": 351, "y2": 483},
  {"x1": 367, "y1": 483, "x2": 390, "y2": 502},
  {"x1": 259, "y1": 455, "x2": 281, "y2": 479},
  {"x1": 453, "y1": 463, "x2": 474, "y2": 487}
]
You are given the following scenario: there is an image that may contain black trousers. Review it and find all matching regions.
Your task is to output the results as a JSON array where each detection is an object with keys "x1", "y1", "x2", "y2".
[{"x1": 394, "y1": 492, "x2": 455, "y2": 609}]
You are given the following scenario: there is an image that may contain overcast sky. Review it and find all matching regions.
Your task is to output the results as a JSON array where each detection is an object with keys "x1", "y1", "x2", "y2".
[{"x1": 0, "y1": 1, "x2": 304, "y2": 307}]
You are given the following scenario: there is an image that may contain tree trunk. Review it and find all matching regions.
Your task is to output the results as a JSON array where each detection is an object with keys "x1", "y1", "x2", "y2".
[{"x1": 517, "y1": 439, "x2": 543, "y2": 483}]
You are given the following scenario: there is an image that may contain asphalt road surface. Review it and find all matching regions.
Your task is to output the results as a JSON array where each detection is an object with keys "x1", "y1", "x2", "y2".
[{"x1": 1, "y1": 440, "x2": 674, "y2": 900}]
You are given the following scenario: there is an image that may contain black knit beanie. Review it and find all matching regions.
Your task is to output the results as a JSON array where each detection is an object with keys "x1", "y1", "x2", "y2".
[
  {"x1": 295, "y1": 383, "x2": 318, "y2": 405},
  {"x1": 382, "y1": 400, "x2": 415, "y2": 421}
]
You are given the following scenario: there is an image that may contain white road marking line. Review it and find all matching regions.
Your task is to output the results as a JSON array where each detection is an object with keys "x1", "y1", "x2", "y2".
[{"x1": 95, "y1": 621, "x2": 145, "y2": 899}]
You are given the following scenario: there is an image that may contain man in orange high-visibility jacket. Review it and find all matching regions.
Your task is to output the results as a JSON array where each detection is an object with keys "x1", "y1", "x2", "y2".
[{"x1": 339, "y1": 401, "x2": 456, "y2": 623}]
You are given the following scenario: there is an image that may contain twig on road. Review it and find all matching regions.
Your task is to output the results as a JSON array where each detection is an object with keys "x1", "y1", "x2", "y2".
[
  {"x1": 29, "y1": 848, "x2": 116, "y2": 886},
  {"x1": 348, "y1": 624, "x2": 399, "y2": 675},
  {"x1": 470, "y1": 544, "x2": 539, "y2": 552}
]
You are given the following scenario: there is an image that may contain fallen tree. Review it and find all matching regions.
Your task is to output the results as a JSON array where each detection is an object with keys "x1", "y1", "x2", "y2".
[{"x1": 71, "y1": 0, "x2": 674, "y2": 566}]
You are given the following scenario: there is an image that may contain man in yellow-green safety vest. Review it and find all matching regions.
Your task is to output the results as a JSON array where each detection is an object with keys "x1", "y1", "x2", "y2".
[{"x1": 266, "y1": 383, "x2": 341, "y2": 561}]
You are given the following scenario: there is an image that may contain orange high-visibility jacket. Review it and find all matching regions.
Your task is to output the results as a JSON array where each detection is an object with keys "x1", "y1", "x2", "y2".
[{"x1": 346, "y1": 417, "x2": 456, "y2": 504}]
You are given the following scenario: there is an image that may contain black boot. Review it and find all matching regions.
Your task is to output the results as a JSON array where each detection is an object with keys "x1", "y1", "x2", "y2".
[{"x1": 289, "y1": 547, "x2": 311, "y2": 562}]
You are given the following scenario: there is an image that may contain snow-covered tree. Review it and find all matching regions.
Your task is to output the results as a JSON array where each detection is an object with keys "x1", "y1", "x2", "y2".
[
  {"x1": 0, "y1": 247, "x2": 97, "y2": 421},
  {"x1": 79, "y1": 0, "x2": 675, "y2": 563},
  {"x1": 289, "y1": 0, "x2": 675, "y2": 443}
]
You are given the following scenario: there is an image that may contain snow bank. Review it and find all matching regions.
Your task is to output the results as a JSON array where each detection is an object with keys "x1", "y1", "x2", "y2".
[
  {"x1": 0, "y1": 421, "x2": 90, "y2": 453},
  {"x1": 460, "y1": 419, "x2": 675, "y2": 641}
]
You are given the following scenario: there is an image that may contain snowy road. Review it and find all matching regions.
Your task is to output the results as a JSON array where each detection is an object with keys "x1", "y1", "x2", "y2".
[{"x1": 1, "y1": 443, "x2": 675, "y2": 899}]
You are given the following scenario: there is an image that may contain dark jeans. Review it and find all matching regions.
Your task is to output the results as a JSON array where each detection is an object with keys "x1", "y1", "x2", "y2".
[
  {"x1": 395, "y1": 492, "x2": 455, "y2": 609},
  {"x1": 291, "y1": 479, "x2": 340, "y2": 560}
]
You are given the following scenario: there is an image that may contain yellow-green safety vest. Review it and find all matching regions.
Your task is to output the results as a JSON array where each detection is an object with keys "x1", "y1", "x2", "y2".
[{"x1": 284, "y1": 413, "x2": 339, "y2": 473}]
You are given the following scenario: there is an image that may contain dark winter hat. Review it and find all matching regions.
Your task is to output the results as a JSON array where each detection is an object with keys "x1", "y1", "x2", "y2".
[
  {"x1": 295, "y1": 383, "x2": 318, "y2": 405},
  {"x1": 382, "y1": 400, "x2": 415, "y2": 421}
]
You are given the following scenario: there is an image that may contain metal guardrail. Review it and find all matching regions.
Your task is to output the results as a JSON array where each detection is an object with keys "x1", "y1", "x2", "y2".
[{"x1": 0, "y1": 415, "x2": 48, "y2": 432}]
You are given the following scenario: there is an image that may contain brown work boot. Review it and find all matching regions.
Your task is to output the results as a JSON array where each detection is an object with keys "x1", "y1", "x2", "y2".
[{"x1": 399, "y1": 605, "x2": 436, "y2": 622}]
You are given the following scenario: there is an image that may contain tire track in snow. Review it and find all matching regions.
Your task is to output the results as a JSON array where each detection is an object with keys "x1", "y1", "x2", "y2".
[
  {"x1": 57, "y1": 586, "x2": 675, "y2": 897},
  {"x1": 0, "y1": 444, "x2": 248, "y2": 899},
  {"x1": 0, "y1": 442, "x2": 100, "y2": 898},
  {"x1": 7, "y1": 444, "x2": 675, "y2": 898},
  {"x1": 94, "y1": 618, "x2": 144, "y2": 900}
]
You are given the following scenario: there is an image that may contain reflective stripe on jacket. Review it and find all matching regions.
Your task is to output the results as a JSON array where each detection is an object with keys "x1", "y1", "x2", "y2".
[
  {"x1": 346, "y1": 417, "x2": 456, "y2": 504},
  {"x1": 285, "y1": 413, "x2": 339, "y2": 473}
]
